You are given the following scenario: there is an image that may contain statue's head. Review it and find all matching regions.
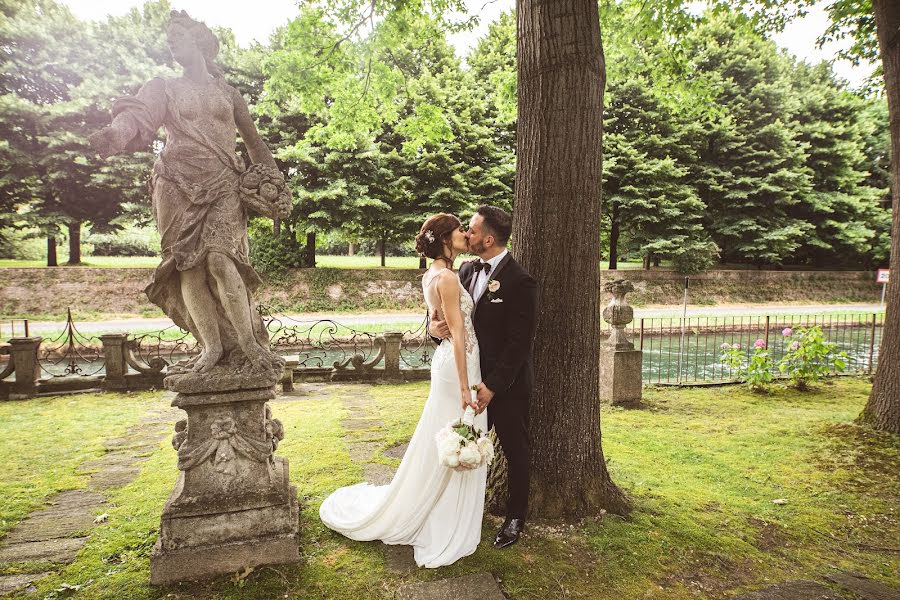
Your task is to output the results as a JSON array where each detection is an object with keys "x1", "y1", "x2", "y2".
[{"x1": 167, "y1": 10, "x2": 220, "y2": 74}]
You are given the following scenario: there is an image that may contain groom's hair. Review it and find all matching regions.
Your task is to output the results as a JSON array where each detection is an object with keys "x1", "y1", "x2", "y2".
[{"x1": 475, "y1": 205, "x2": 512, "y2": 246}]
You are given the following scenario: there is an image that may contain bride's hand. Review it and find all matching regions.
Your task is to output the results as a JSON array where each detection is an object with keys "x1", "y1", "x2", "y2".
[{"x1": 460, "y1": 388, "x2": 474, "y2": 410}]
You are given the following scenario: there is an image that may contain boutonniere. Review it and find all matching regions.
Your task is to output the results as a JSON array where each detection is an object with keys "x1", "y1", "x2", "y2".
[{"x1": 487, "y1": 279, "x2": 503, "y2": 303}]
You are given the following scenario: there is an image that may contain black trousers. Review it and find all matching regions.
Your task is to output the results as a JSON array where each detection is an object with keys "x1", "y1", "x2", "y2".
[{"x1": 488, "y1": 392, "x2": 530, "y2": 519}]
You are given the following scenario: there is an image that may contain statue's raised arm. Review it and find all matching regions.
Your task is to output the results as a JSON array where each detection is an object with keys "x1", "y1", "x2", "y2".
[{"x1": 91, "y1": 10, "x2": 290, "y2": 383}]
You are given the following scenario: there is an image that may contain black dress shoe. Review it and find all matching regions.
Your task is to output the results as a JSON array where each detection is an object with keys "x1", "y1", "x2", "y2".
[{"x1": 493, "y1": 517, "x2": 525, "y2": 549}]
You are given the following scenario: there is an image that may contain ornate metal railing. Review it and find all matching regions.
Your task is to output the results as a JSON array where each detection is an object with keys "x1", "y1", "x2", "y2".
[
  {"x1": 399, "y1": 316, "x2": 434, "y2": 369},
  {"x1": 38, "y1": 308, "x2": 105, "y2": 377},
  {"x1": 259, "y1": 306, "x2": 385, "y2": 370},
  {"x1": 126, "y1": 325, "x2": 201, "y2": 375}
]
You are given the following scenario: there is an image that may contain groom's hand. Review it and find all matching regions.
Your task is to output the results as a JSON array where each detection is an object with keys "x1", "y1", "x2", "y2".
[
  {"x1": 475, "y1": 383, "x2": 495, "y2": 414},
  {"x1": 429, "y1": 315, "x2": 451, "y2": 339}
]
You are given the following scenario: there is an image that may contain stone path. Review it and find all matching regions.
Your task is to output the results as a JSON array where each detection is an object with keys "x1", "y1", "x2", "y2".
[
  {"x1": 733, "y1": 573, "x2": 900, "y2": 600},
  {"x1": 0, "y1": 403, "x2": 179, "y2": 596},
  {"x1": 334, "y1": 386, "x2": 506, "y2": 599}
]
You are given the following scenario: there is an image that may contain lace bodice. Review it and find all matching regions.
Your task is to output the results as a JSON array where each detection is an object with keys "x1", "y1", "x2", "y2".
[{"x1": 422, "y1": 268, "x2": 478, "y2": 356}]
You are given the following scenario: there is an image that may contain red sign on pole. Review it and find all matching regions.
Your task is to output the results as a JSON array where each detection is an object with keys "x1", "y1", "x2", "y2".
[{"x1": 877, "y1": 269, "x2": 890, "y2": 284}]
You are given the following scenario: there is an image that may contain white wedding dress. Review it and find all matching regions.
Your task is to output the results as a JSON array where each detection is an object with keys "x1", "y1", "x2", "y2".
[{"x1": 319, "y1": 268, "x2": 488, "y2": 568}]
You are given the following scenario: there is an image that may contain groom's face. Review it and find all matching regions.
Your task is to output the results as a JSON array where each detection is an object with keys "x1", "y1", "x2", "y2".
[{"x1": 466, "y1": 214, "x2": 491, "y2": 257}]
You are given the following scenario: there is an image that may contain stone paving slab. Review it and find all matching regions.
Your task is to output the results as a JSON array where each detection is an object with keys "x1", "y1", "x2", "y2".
[
  {"x1": 732, "y1": 580, "x2": 844, "y2": 600},
  {"x1": 826, "y1": 572, "x2": 900, "y2": 600},
  {"x1": 0, "y1": 573, "x2": 51, "y2": 596},
  {"x1": 383, "y1": 443, "x2": 408, "y2": 460},
  {"x1": 341, "y1": 419, "x2": 384, "y2": 430},
  {"x1": 396, "y1": 572, "x2": 506, "y2": 600},
  {"x1": 87, "y1": 465, "x2": 142, "y2": 491},
  {"x1": 3, "y1": 491, "x2": 106, "y2": 544},
  {"x1": 364, "y1": 463, "x2": 396, "y2": 486},
  {"x1": 348, "y1": 441, "x2": 381, "y2": 462},
  {"x1": 382, "y1": 543, "x2": 417, "y2": 574},
  {"x1": 0, "y1": 537, "x2": 86, "y2": 563}
]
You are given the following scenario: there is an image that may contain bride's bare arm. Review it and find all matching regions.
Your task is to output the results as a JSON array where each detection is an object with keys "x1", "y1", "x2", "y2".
[{"x1": 436, "y1": 272, "x2": 473, "y2": 410}]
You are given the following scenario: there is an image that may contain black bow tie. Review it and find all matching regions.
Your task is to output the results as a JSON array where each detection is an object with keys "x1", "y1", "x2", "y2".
[{"x1": 473, "y1": 261, "x2": 492, "y2": 275}]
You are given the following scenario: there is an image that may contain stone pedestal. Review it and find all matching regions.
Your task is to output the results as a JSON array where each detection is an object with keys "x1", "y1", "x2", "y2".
[
  {"x1": 150, "y1": 372, "x2": 299, "y2": 585},
  {"x1": 599, "y1": 280, "x2": 642, "y2": 406},
  {"x1": 382, "y1": 332, "x2": 404, "y2": 380},
  {"x1": 9, "y1": 337, "x2": 42, "y2": 399},
  {"x1": 100, "y1": 334, "x2": 128, "y2": 390},
  {"x1": 599, "y1": 347, "x2": 643, "y2": 405}
]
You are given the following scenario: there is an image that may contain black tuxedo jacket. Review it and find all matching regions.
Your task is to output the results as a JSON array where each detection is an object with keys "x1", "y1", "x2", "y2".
[{"x1": 459, "y1": 254, "x2": 539, "y2": 401}]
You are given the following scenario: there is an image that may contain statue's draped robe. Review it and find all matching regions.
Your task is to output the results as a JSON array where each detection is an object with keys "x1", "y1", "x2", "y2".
[{"x1": 112, "y1": 77, "x2": 269, "y2": 357}]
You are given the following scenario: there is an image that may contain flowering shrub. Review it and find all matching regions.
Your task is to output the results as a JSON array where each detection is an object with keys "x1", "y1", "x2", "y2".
[
  {"x1": 720, "y1": 340, "x2": 772, "y2": 393},
  {"x1": 777, "y1": 326, "x2": 847, "y2": 390}
]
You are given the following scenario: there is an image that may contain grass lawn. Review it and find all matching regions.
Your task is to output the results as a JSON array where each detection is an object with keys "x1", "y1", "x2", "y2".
[{"x1": 1, "y1": 379, "x2": 897, "y2": 598}]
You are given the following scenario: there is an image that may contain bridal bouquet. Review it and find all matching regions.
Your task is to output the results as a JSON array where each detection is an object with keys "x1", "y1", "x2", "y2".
[{"x1": 435, "y1": 395, "x2": 494, "y2": 472}]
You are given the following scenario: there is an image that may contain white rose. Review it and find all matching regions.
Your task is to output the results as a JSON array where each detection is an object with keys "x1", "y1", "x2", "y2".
[
  {"x1": 459, "y1": 443, "x2": 481, "y2": 468},
  {"x1": 439, "y1": 435, "x2": 462, "y2": 458},
  {"x1": 445, "y1": 452, "x2": 460, "y2": 468},
  {"x1": 488, "y1": 280, "x2": 501, "y2": 293},
  {"x1": 477, "y1": 437, "x2": 495, "y2": 463}
]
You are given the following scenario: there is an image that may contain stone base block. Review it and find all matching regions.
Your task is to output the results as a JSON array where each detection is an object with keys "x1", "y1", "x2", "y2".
[
  {"x1": 599, "y1": 347, "x2": 642, "y2": 406},
  {"x1": 150, "y1": 531, "x2": 299, "y2": 586}
]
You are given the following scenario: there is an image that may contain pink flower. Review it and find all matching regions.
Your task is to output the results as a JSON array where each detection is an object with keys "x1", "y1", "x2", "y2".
[
  {"x1": 790, "y1": 341, "x2": 800, "y2": 351},
  {"x1": 731, "y1": 343, "x2": 741, "y2": 350},
  {"x1": 720, "y1": 342, "x2": 730, "y2": 350},
  {"x1": 754, "y1": 339, "x2": 766, "y2": 349},
  {"x1": 782, "y1": 328, "x2": 793, "y2": 337}
]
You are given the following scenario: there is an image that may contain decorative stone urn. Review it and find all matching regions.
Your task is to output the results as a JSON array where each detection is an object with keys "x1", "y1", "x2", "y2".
[
  {"x1": 599, "y1": 279, "x2": 642, "y2": 406},
  {"x1": 602, "y1": 279, "x2": 635, "y2": 350}
]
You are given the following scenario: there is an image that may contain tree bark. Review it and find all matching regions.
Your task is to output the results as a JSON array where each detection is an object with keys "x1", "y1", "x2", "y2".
[
  {"x1": 47, "y1": 235, "x2": 57, "y2": 267},
  {"x1": 608, "y1": 202, "x2": 619, "y2": 270},
  {"x1": 66, "y1": 222, "x2": 81, "y2": 265},
  {"x1": 490, "y1": 0, "x2": 629, "y2": 517},
  {"x1": 305, "y1": 231, "x2": 316, "y2": 268},
  {"x1": 273, "y1": 217, "x2": 281, "y2": 237},
  {"x1": 643, "y1": 253, "x2": 651, "y2": 270},
  {"x1": 860, "y1": 0, "x2": 900, "y2": 433},
  {"x1": 378, "y1": 238, "x2": 386, "y2": 267},
  {"x1": 348, "y1": 242, "x2": 356, "y2": 256}
]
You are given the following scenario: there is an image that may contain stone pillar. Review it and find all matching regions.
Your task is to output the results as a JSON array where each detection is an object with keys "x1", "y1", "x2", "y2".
[
  {"x1": 382, "y1": 332, "x2": 404, "y2": 380},
  {"x1": 281, "y1": 358, "x2": 298, "y2": 393},
  {"x1": 150, "y1": 373, "x2": 300, "y2": 585},
  {"x1": 101, "y1": 334, "x2": 129, "y2": 390},
  {"x1": 599, "y1": 280, "x2": 642, "y2": 406},
  {"x1": 9, "y1": 337, "x2": 42, "y2": 399}
]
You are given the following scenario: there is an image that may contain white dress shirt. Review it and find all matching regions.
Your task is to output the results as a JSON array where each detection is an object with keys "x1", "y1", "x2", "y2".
[{"x1": 471, "y1": 249, "x2": 508, "y2": 304}]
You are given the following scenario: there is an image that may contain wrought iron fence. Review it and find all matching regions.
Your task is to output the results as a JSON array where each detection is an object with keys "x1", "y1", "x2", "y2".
[
  {"x1": 628, "y1": 313, "x2": 883, "y2": 385},
  {"x1": 38, "y1": 309, "x2": 105, "y2": 377}
]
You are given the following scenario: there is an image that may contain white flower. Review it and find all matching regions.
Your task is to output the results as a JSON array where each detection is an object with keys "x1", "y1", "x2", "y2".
[
  {"x1": 459, "y1": 443, "x2": 481, "y2": 467},
  {"x1": 444, "y1": 452, "x2": 460, "y2": 468},
  {"x1": 424, "y1": 229, "x2": 435, "y2": 243},
  {"x1": 488, "y1": 280, "x2": 500, "y2": 293},
  {"x1": 438, "y1": 434, "x2": 462, "y2": 459},
  {"x1": 477, "y1": 436, "x2": 495, "y2": 464}
]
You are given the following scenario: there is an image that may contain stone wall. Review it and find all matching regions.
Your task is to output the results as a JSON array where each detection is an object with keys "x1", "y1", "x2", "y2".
[{"x1": 0, "y1": 267, "x2": 881, "y2": 318}]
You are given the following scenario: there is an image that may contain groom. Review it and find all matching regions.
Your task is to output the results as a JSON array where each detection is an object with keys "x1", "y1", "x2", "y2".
[{"x1": 431, "y1": 205, "x2": 539, "y2": 549}]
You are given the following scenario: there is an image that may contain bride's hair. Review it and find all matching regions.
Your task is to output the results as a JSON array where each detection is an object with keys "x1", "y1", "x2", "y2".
[{"x1": 415, "y1": 213, "x2": 461, "y2": 260}]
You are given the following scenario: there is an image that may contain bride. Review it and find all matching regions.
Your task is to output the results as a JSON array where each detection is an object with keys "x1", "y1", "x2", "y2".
[{"x1": 319, "y1": 213, "x2": 487, "y2": 568}]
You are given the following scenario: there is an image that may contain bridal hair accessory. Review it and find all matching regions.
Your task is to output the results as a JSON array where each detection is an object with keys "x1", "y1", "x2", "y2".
[
  {"x1": 435, "y1": 390, "x2": 494, "y2": 471},
  {"x1": 424, "y1": 229, "x2": 435, "y2": 243}
]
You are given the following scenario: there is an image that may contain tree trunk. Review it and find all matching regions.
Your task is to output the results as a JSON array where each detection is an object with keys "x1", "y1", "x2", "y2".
[
  {"x1": 643, "y1": 253, "x2": 651, "y2": 270},
  {"x1": 66, "y1": 222, "x2": 81, "y2": 265},
  {"x1": 305, "y1": 231, "x2": 316, "y2": 268},
  {"x1": 490, "y1": 0, "x2": 629, "y2": 518},
  {"x1": 273, "y1": 217, "x2": 281, "y2": 237},
  {"x1": 860, "y1": 0, "x2": 900, "y2": 433},
  {"x1": 608, "y1": 202, "x2": 619, "y2": 270},
  {"x1": 419, "y1": 257, "x2": 427, "y2": 269},
  {"x1": 378, "y1": 238, "x2": 386, "y2": 267},
  {"x1": 348, "y1": 242, "x2": 356, "y2": 256},
  {"x1": 47, "y1": 235, "x2": 57, "y2": 267}
]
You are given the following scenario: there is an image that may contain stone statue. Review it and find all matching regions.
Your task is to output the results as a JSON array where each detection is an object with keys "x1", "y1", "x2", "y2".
[
  {"x1": 91, "y1": 12, "x2": 300, "y2": 584},
  {"x1": 90, "y1": 9, "x2": 290, "y2": 380}
]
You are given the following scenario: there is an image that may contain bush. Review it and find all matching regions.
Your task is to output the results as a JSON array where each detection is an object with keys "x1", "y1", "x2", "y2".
[
  {"x1": 777, "y1": 325, "x2": 847, "y2": 390},
  {"x1": 249, "y1": 224, "x2": 306, "y2": 276},
  {"x1": 672, "y1": 240, "x2": 720, "y2": 274},
  {"x1": 719, "y1": 339, "x2": 773, "y2": 393},
  {"x1": 86, "y1": 228, "x2": 160, "y2": 256}
]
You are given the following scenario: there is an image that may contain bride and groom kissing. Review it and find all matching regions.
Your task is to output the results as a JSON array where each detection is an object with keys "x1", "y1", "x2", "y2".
[{"x1": 319, "y1": 205, "x2": 539, "y2": 568}]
